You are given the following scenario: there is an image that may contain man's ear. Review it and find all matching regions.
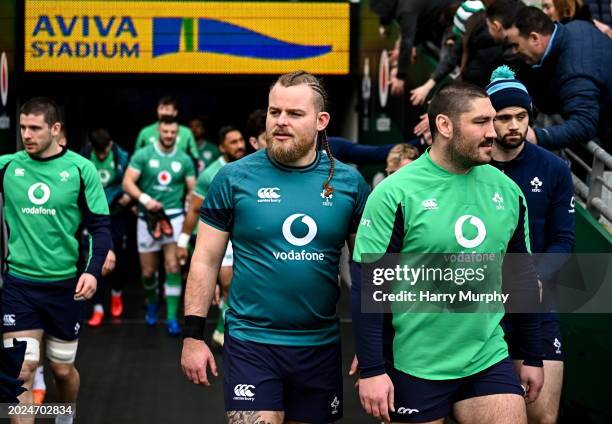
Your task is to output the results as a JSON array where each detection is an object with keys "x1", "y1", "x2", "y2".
[
  {"x1": 50, "y1": 122, "x2": 62, "y2": 137},
  {"x1": 435, "y1": 114, "x2": 453, "y2": 139},
  {"x1": 317, "y1": 112, "x2": 330, "y2": 132}
]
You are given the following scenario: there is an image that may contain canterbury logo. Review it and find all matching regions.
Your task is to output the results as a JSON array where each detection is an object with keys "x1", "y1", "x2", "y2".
[
  {"x1": 397, "y1": 407, "x2": 420, "y2": 415},
  {"x1": 3, "y1": 314, "x2": 15, "y2": 326},
  {"x1": 258, "y1": 187, "x2": 280, "y2": 199},
  {"x1": 421, "y1": 199, "x2": 438, "y2": 210},
  {"x1": 234, "y1": 384, "x2": 255, "y2": 398},
  {"x1": 454, "y1": 215, "x2": 487, "y2": 249}
]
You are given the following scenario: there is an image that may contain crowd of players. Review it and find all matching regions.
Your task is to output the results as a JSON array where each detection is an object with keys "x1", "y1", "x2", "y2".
[{"x1": 0, "y1": 0, "x2": 610, "y2": 423}]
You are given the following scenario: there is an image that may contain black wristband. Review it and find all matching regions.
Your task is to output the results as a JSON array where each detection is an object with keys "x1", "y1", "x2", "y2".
[{"x1": 183, "y1": 315, "x2": 207, "y2": 340}]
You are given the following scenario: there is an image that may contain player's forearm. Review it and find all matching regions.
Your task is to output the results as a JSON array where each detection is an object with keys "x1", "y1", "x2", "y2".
[
  {"x1": 180, "y1": 196, "x2": 203, "y2": 237},
  {"x1": 122, "y1": 177, "x2": 143, "y2": 200},
  {"x1": 182, "y1": 206, "x2": 200, "y2": 237},
  {"x1": 184, "y1": 259, "x2": 218, "y2": 317}
]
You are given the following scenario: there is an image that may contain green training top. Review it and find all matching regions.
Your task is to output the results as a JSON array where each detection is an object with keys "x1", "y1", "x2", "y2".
[
  {"x1": 353, "y1": 150, "x2": 531, "y2": 379},
  {"x1": 135, "y1": 122, "x2": 199, "y2": 160},
  {"x1": 128, "y1": 143, "x2": 195, "y2": 216},
  {"x1": 201, "y1": 150, "x2": 370, "y2": 346},
  {"x1": 194, "y1": 156, "x2": 226, "y2": 199},
  {"x1": 0, "y1": 149, "x2": 109, "y2": 281},
  {"x1": 196, "y1": 139, "x2": 221, "y2": 173}
]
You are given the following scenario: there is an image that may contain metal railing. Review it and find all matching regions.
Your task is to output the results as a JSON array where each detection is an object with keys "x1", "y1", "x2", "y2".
[{"x1": 563, "y1": 140, "x2": 612, "y2": 224}]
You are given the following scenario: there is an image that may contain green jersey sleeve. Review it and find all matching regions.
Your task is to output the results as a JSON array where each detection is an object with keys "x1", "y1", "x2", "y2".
[
  {"x1": 184, "y1": 155, "x2": 196, "y2": 179},
  {"x1": 353, "y1": 181, "x2": 402, "y2": 263},
  {"x1": 127, "y1": 148, "x2": 146, "y2": 173},
  {"x1": 80, "y1": 161, "x2": 111, "y2": 215},
  {"x1": 185, "y1": 130, "x2": 200, "y2": 160},
  {"x1": 194, "y1": 169, "x2": 214, "y2": 198},
  {"x1": 0, "y1": 153, "x2": 17, "y2": 168},
  {"x1": 199, "y1": 167, "x2": 233, "y2": 232}
]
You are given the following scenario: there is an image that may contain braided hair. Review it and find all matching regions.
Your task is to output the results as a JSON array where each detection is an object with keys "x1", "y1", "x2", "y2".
[{"x1": 273, "y1": 71, "x2": 335, "y2": 197}]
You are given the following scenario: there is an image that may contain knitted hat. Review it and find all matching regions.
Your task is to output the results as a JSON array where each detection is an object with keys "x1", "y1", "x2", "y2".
[{"x1": 485, "y1": 66, "x2": 532, "y2": 113}]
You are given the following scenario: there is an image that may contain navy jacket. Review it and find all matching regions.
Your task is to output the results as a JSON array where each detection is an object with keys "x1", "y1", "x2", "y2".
[
  {"x1": 80, "y1": 143, "x2": 129, "y2": 208},
  {"x1": 528, "y1": 22, "x2": 612, "y2": 151},
  {"x1": 491, "y1": 142, "x2": 575, "y2": 308}
]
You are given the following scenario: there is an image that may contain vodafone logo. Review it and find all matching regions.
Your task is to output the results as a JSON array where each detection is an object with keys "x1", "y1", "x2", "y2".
[
  {"x1": 378, "y1": 50, "x2": 389, "y2": 108},
  {"x1": 282, "y1": 213, "x2": 317, "y2": 246},
  {"x1": 454, "y1": 215, "x2": 487, "y2": 249},
  {"x1": 157, "y1": 170, "x2": 172, "y2": 185},
  {"x1": 0, "y1": 52, "x2": 7, "y2": 107},
  {"x1": 28, "y1": 182, "x2": 51, "y2": 205}
]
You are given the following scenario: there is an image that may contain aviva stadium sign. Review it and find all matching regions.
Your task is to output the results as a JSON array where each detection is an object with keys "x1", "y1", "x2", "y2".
[{"x1": 24, "y1": 1, "x2": 350, "y2": 74}]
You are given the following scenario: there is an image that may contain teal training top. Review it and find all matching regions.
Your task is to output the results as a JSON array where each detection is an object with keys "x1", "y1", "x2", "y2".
[
  {"x1": 0, "y1": 149, "x2": 110, "y2": 282},
  {"x1": 200, "y1": 149, "x2": 370, "y2": 346},
  {"x1": 353, "y1": 150, "x2": 533, "y2": 379}
]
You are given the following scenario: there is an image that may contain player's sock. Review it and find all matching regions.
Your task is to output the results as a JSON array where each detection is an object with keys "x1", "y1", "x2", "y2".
[
  {"x1": 55, "y1": 410, "x2": 75, "y2": 424},
  {"x1": 33, "y1": 365, "x2": 46, "y2": 390},
  {"x1": 164, "y1": 272, "x2": 182, "y2": 321},
  {"x1": 93, "y1": 304, "x2": 104, "y2": 314},
  {"x1": 142, "y1": 275, "x2": 158, "y2": 305}
]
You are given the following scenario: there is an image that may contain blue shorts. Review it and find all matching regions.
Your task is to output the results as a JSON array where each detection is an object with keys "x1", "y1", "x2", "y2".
[
  {"x1": 388, "y1": 357, "x2": 524, "y2": 423},
  {"x1": 1, "y1": 273, "x2": 84, "y2": 341},
  {"x1": 503, "y1": 314, "x2": 563, "y2": 361},
  {"x1": 223, "y1": 332, "x2": 343, "y2": 423}
]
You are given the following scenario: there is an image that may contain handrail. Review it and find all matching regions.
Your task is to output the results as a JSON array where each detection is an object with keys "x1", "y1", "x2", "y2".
[{"x1": 564, "y1": 140, "x2": 612, "y2": 226}]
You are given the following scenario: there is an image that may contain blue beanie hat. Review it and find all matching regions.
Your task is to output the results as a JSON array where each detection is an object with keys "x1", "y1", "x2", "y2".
[{"x1": 485, "y1": 66, "x2": 532, "y2": 113}]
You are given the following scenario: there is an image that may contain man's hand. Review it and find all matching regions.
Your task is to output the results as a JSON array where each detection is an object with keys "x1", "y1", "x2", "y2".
[
  {"x1": 519, "y1": 364, "x2": 544, "y2": 403},
  {"x1": 358, "y1": 373, "x2": 395, "y2": 422},
  {"x1": 390, "y1": 77, "x2": 405, "y2": 96},
  {"x1": 118, "y1": 193, "x2": 131, "y2": 207},
  {"x1": 181, "y1": 338, "x2": 218, "y2": 386},
  {"x1": 379, "y1": 24, "x2": 390, "y2": 38},
  {"x1": 414, "y1": 114, "x2": 430, "y2": 136},
  {"x1": 101, "y1": 250, "x2": 116, "y2": 277},
  {"x1": 526, "y1": 127, "x2": 538, "y2": 144},
  {"x1": 145, "y1": 198, "x2": 163, "y2": 212},
  {"x1": 178, "y1": 247, "x2": 189, "y2": 266},
  {"x1": 74, "y1": 273, "x2": 97, "y2": 300},
  {"x1": 349, "y1": 355, "x2": 359, "y2": 376},
  {"x1": 349, "y1": 355, "x2": 359, "y2": 389},
  {"x1": 212, "y1": 284, "x2": 221, "y2": 306}
]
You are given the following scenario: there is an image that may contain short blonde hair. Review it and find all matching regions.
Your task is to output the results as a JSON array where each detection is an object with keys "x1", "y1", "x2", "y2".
[{"x1": 387, "y1": 144, "x2": 420, "y2": 166}]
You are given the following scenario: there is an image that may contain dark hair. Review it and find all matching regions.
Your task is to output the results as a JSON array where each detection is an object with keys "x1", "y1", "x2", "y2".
[
  {"x1": 245, "y1": 109, "x2": 266, "y2": 140},
  {"x1": 486, "y1": 0, "x2": 526, "y2": 28},
  {"x1": 427, "y1": 82, "x2": 489, "y2": 139},
  {"x1": 218, "y1": 125, "x2": 240, "y2": 144},
  {"x1": 514, "y1": 6, "x2": 555, "y2": 37},
  {"x1": 271, "y1": 71, "x2": 335, "y2": 197},
  {"x1": 159, "y1": 115, "x2": 178, "y2": 125},
  {"x1": 272, "y1": 70, "x2": 328, "y2": 113},
  {"x1": 89, "y1": 128, "x2": 112, "y2": 152},
  {"x1": 20, "y1": 97, "x2": 61, "y2": 126},
  {"x1": 158, "y1": 95, "x2": 178, "y2": 109}
]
